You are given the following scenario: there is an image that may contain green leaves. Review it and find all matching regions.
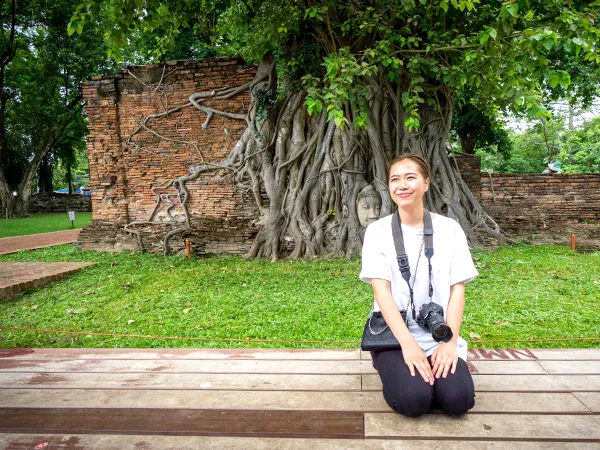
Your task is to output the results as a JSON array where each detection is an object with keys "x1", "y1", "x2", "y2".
[
  {"x1": 66, "y1": 0, "x2": 600, "y2": 136},
  {"x1": 304, "y1": 6, "x2": 327, "y2": 20},
  {"x1": 529, "y1": 30, "x2": 559, "y2": 53},
  {"x1": 500, "y1": 2, "x2": 519, "y2": 19},
  {"x1": 400, "y1": 78, "x2": 425, "y2": 131},
  {"x1": 449, "y1": 0, "x2": 480, "y2": 12},
  {"x1": 305, "y1": 98, "x2": 323, "y2": 116},
  {"x1": 480, "y1": 26, "x2": 497, "y2": 45},
  {"x1": 303, "y1": 47, "x2": 377, "y2": 129},
  {"x1": 327, "y1": 107, "x2": 348, "y2": 128},
  {"x1": 547, "y1": 71, "x2": 571, "y2": 90},
  {"x1": 67, "y1": 20, "x2": 84, "y2": 36}
]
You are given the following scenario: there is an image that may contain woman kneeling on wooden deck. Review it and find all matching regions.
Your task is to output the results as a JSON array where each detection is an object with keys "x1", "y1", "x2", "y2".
[{"x1": 360, "y1": 153, "x2": 478, "y2": 417}]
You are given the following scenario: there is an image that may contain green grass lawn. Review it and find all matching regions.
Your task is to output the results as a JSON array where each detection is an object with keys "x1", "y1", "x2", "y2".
[
  {"x1": 0, "y1": 212, "x2": 92, "y2": 238},
  {"x1": 0, "y1": 244, "x2": 598, "y2": 349}
]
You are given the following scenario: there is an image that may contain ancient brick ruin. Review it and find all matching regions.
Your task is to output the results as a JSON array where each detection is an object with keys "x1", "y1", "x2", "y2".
[
  {"x1": 29, "y1": 193, "x2": 91, "y2": 213},
  {"x1": 479, "y1": 173, "x2": 600, "y2": 248},
  {"x1": 480, "y1": 173, "x2": 600, "y2": 230},
  {"x1": 80, "y1": 58, "x2": 600, "y2": 254},
  {"x1": 79, "y1": 57, "x2": 260, "y2": 254}
]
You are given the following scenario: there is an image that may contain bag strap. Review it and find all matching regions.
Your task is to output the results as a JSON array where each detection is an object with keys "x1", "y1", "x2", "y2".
[
  {"x1": 392, "y1": 209, "x2": 434, "y2": 318},
  {"x1": 423, "y1": 210, "x2": 434, "y2": 258},
  {"x1": 392, "y1": 211, "x2": 411, "y2": 283},
  {"x1": 392, "y1": 209, "x2": 433, "y2": 273}
]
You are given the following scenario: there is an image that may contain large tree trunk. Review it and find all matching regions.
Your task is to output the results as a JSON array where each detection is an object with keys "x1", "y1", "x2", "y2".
[
  {"x1": 0, "y1": 133, "x2": 58, "y2": 217},
  {"x1": 66, "y1": 163, "x2": 73, "y2": 194},
  {"x1": 459, "y1": 132, "x2": 477, "y2": 155},
  {"x1": 127, "y1": 59, "x2": 507, "y2": 258},
  {"x1": 38, "y1": 154, "x2": 53, "y2": 193},
  {"x1": 13, "y1": 140, "x2": 53, "y2": 217},
  {"x1": 0, "y1": 98, "x2": 82, "y2": 217},
  {"x1": 0, "y1": 0, "x2": 18, "y2": 217},
  {"x1": 0, "y1": 169, "x2": 14, "y2": 218}
]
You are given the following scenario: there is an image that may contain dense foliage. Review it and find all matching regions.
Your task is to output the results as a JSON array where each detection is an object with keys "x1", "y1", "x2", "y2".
[
  {"x1": 560, "y1": 115, "x2": 600, "y2": 173},
  {"x1": 477, "y1": 114, "x2": 600, "y2": 173},
  {"x1": 0, "y1": 0, "x2": 117, "y2": 215},
  {"x1": 71, "y1": 1, "x2": 600, "y2": 125},
  {"x1": 68, "y1": 1, "x2": 600, "y2": 257}
]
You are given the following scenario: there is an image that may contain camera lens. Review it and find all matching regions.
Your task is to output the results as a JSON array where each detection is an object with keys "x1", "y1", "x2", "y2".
[
  {"x1": 432, "y1": 323, "x2": 450, "y2": 339},
  {"x1": 431, "y1": 322, "x2": 453, "y2": 342},
  {"x1": 416, "y1": 303, "x2": 454, "y2": 343}
]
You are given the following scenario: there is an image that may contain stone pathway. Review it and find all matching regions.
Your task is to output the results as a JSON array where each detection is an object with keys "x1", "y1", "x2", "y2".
[
  {"x1": 0, "y1": 229, "x2": 93, "y2": 301},
  {"x1": 0, "y1": 229, "x2": 82, "y2": 255},
  {"x1": 0, "y1": 262, "x2": 95, "y2": 301}
]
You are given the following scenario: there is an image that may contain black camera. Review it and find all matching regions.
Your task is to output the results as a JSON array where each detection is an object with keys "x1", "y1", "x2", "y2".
[{"x1": 416, "y1": 302, "x2": 453, "y2": 343}]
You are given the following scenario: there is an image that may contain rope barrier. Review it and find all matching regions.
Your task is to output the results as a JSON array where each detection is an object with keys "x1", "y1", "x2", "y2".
[
  {"x1": 0, "y1": 325, "x2": 357, "y2": 346},
  {"x1": 2, "y1": 325, "x2": 600, "y2": 345},
  {"x1": 470, "y1": 337, "x2": 600, "y2": 343}
]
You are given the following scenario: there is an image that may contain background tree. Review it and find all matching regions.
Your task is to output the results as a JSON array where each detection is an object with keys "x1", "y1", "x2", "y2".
[
  {"x1": 473, "y1": 89, "x2": 600, "y2": 173},
  {"x1": 72, "y1": 0, "x2": 600, "y2": 259},
  {"x1": 120, "y1": 28, "x2": 217, "y2": 65},
  {"x1": 480, "y1": 113, "x2": 600, "y2": 174},
  {"x1": 560, "y1": 116, "x2": 600, "y2": 173},
  {"x1": 502, "y1": 118, "x2": 563, "y2": 173},
  {"x1": 51, "y1": 117, "x2": 90, "y2": 193},
  {"x1": 0, "y1": 0, "x2": 113, "y2": 216}
]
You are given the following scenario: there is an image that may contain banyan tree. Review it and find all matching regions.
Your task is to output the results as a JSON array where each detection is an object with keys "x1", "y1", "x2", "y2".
[{"x1": 71, "y1": 0, "x2": 600, "y2": 260}]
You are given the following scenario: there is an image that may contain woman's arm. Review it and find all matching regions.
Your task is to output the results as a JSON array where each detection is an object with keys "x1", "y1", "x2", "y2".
[
  {"x1": 430, "y1": 281, "x2": 465, "y2": 378},
  {"x1": 371, "y1": 278, "x2": 434, "y2": 385},
  {"x1": 446, "y1": 281, "x2": 466, "y2": 343}
]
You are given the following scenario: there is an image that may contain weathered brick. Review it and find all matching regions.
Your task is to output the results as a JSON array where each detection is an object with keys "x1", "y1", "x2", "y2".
[
  {"x1": 80, "y1": 63, "x2": 600, "y2": 254},
  {"x1": 79, "y1": 58, "x2": 260, "y2": 254}
]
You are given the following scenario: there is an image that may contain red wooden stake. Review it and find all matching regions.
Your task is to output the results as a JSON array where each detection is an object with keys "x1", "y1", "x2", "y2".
[
  {"x1": 185, "y1": 239, "x2": 191, "y2": 257},
  {"x1": 570, "y1": 233, "x2": 576, "y2": 251}
]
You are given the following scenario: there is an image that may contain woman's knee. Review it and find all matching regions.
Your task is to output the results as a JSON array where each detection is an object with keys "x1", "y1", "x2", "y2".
[
  {"x1": 434, "y1": 364, "x2": 475, "y2": 415},
  {"x1": 372, "y1": 349, "x2": 434, "y2": 417},
  {"x1": 437, "y1": 388, "x2": 474, "y2": 415},
  {"x1": 383, "y1": 381, "x2": 433, "y2": 417}
]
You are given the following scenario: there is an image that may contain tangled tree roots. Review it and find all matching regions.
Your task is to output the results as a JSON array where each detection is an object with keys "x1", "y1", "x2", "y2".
[{"x1": 124, "y1": 56, "x2": 509, "y2": 260}]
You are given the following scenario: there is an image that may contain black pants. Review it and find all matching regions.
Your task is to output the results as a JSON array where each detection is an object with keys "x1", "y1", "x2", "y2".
[{"x1": 371, "y1": 348, "x2": 475, "y2": 417}]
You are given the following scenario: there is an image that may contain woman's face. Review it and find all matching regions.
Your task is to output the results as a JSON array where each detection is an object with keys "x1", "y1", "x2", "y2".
[{"x1": 388, "y1": 159, "x2": 430, "y2": 210}]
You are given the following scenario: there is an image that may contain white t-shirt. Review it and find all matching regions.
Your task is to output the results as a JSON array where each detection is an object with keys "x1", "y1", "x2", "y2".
[{"x1": 360, "y1": 213, "x2": 478, "y2": 361}]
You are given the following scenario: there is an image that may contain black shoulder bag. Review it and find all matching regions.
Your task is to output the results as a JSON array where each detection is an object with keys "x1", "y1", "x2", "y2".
[{"x1": 360, "y1": 210, "x2": 434, "y2": 351}]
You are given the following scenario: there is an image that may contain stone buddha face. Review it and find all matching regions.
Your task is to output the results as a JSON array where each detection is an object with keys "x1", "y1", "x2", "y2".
[{"x1": 356, "y1": 185, "x2": 381, "y2": 228}]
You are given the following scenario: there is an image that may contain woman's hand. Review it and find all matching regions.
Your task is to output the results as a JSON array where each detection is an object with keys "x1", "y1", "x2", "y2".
[
  {"x1": 401, "y1": 337, "x2": 434, "y2": 385},
  {"x1": 430, "y1": 341, "x2": 459, "y2": 379}
]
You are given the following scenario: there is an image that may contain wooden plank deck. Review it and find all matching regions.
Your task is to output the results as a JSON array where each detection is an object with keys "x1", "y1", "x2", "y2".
[{"x1": 0, "y1": 348, "x2": 599, "y2": 449}]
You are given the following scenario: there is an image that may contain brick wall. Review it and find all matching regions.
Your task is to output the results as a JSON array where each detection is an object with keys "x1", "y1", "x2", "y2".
[
  {"x1": 78, "y1": 57, "x2": 260, "y2": 254},
  {"x1": 453, "y1": 157, "x2": 600, "y2": 249},
  {"x1": 479, "y1": 173, "x2": 600, "y2": 231},
  {"x1": 79, "y1": 59, "x2": 599, "y2": 254},
  {"x1": 29, "y1": 193, "x2": 91, "y2": 213}
]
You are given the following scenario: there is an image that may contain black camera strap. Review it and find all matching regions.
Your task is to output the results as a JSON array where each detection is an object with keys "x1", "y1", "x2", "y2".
[{"x1": 392, "y1": 209, "x2": 434, "y2": 320}]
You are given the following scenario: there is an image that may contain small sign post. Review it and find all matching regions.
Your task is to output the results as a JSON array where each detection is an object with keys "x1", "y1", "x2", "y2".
[{"x1": 68, "y1": 211, "x2": 75, "y2": 228}]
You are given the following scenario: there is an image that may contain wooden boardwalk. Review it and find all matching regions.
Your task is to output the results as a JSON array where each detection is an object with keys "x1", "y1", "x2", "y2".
[{"x1": 0, "y1": 347, "x2": 599, "y2": 449}]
